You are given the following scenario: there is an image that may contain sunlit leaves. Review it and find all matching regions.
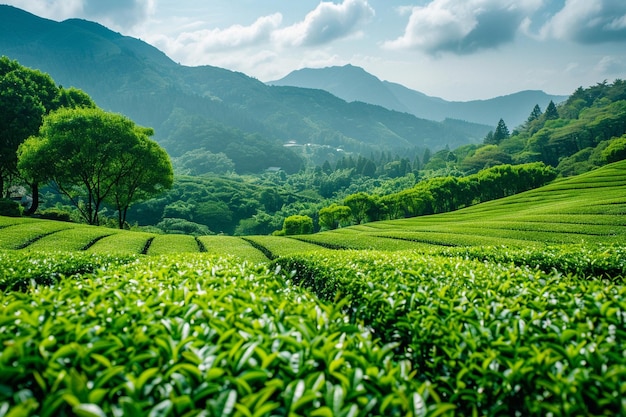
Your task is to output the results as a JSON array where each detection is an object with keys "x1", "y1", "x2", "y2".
[
  {"x1": 275, "y1": 248, "x2": 626, "y2": 415},
  {"x1": 0, "y1": 253, "x2": 433, "y2": 416}
]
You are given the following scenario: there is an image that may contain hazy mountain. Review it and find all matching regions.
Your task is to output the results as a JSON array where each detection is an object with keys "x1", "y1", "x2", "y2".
[
  {"x1": 269, "y1": 65, "x2": 568, "y2": 127},
  {"x1": 0, "y1": 5, "x2": 490, "y2": 173}
]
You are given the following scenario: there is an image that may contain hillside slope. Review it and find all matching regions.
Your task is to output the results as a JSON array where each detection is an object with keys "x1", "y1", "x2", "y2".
[
  {"x1": 304, "y1": 159, "x2": 626, "y2": 250},
  {"x1": 2, "y1": 160, "x2": 624, "y2": 257}
]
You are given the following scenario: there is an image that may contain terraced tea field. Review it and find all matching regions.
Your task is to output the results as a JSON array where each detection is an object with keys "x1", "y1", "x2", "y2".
[
  {"x1": 1, "y1": 160, "x2": 625, "y2": 416},
  {"x1": 2, "y1": 160, "x2": 625, "y2": 257},
  {"x1": 302, "y1": 161, "x2": 626, "y2": 251}
]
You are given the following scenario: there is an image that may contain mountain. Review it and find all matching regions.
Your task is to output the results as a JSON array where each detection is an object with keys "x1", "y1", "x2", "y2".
[
  {"x1": 268, "y1": 65, "x2": 568, "y2": 127},
  {"x1": 0, "y1": 5, "x2": 491, "y2": 173}
]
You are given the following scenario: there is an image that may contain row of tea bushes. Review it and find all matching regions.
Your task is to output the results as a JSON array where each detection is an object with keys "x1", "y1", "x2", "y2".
[
  {"x1": 273, "y1": 247, "x2": 626, "y2": 416},
  {"x1": 0, "y1": 250, "x2": 137, "y2": 291},
  {"x1": 0, "y1": 253, "x2": 450, "y2": 416},
  {"x1": 437, "y1": 243, "x2": 626, "y2": 279}
]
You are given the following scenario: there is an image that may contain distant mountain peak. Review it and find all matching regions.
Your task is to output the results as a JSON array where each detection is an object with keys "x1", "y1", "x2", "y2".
[
  {"x1": 269, "y1": 66, "x2": 568, "y2": 127},
  {"x1": 61, "y1": 18, "x2": 124, "y2": 39}
]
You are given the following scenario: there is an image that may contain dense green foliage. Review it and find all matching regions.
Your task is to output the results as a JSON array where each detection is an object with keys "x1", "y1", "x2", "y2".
[
  {"x1": 454, "y1": 80, "x2": 626, "y2": 176},
  {"x1": 273, "y1": 248, "x2": 625, "y2": 416},
  {"x1": 0, "y1": 56, "x2": 95, "y2": 202},
  {"x1": 0, "y1": 160, "x2": 625, "y2": 416},
  {"x1": 282, "y1": 215, "x2": 314, "y2": 236},
  {"x1": 0, "y1": 198, "x2": 22, "y2": 217},
  {"x1": 1, "y1": 254, "x2": 437, "y2": 416},
  {"x1": 18, "y1": 107, "x2": 173, "y2": 227},
  {"x1": 603, "y1": 134, "x2": 626, "y2": 163},
  {"x1": 317, "y1": 162, "x2": 557, "y2": 228},
  {"x1": 2, "y1": 158, "x2": 624, "y2": 257},
  {"x1": 0, "y1": 250, "x2": 136, "y2": 291},
  {"x1": 1, "y1": 244, "x2": 624, "y2": 415}
]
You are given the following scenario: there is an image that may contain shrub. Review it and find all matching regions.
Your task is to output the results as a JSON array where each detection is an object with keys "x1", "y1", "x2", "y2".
[
  {"x1": 603, "y1": 135, "x2": 626, "y2": 163},
  {"x1": 156, "y1": 217, "x2": 213, "y2": 236},
  {"x1": 38, "y1": 208, "x2": 72, "y2": 222},
  {"x1": 282, "y1": 214, "x2": 313, "y2": 235},
  {"x1": 273, "y1": 247, "x2": 626, "y2": 416},
  {"x1": 0, "y1": 198, "x2": 22, "y2": 217},
  {"x1": 0, "y1": 253, "x2": 433, "y2": 416}
]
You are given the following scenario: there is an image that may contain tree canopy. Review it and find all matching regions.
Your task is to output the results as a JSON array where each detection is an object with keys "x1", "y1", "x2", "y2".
[
  {"x1": 0, "y1": 56, "x2": 96, "y2": 212},
  {"x1": 0, "y1": 57, "x2": 56, "y2": 197},
  {"x1": 18, "y1": 107, "x2": 173, "y2": 226}
]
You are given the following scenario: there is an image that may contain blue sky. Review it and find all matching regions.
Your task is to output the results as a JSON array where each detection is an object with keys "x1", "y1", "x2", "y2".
[{"x1": 4, "y1": 0, "x2": 626, "y2": 100}]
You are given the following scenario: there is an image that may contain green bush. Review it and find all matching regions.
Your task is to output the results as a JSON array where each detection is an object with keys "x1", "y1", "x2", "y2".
[
  {"x1": 282, "y1": 214, "x2": 313, "y2": 235},
  {"x1": 603, "y1": 135, "x2": 626, "y2": 163},
  {"x1": 0, "y1": 253, "x2": 437, "y2": 416},
  {"x1": 273, "y1": 246, "x2": 626, "y2": 416},
  {"x1": 38, "y1": 208, "x2": 72, "y2": 222},
  {"x1": 156, "y1": 217, "x2": 213, "y2": 236},
  {"x1": 0, "y1": 198, "x2": 22, "y2": 217},
  {"x1": 0, "y1": 250, "x2": 136, "y2": 291}
]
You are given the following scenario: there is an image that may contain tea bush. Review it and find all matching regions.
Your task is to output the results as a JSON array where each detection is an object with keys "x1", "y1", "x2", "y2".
[
  {"x1": 0, "y1": 250, "x2": 136, "y2": 291},
  {"x1": 274, "y1": 247, "x2": 626, "y2": 416},
  {"x1": 0, "y1": 253, "x2": 450, "y2": 416}
]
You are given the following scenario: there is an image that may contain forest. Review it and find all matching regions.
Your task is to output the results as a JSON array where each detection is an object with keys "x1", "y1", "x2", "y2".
[{"x1": 108, "y1": 79, "x2": 626, "y2": 235}]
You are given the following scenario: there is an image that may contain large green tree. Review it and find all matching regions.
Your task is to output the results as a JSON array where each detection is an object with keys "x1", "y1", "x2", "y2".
[
  {"x1": 106, "y1": 128, "x2": 174, "y2": 228},
  {"x1": 344, "y1": 192, "x2": 378, "y2": 224},
  {"x1": 0, "y1": 57, "x2": 56, "y2": 197},
  {"x1": 0, "y1": 57, "x2": 95, "y2": 211},
  {"x1": 18, "y1": 107, "x2": 173, "y2": 226}
]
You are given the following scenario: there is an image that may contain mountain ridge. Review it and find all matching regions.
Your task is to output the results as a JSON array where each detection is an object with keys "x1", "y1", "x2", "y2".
[
  {"x1": 1, "y1": 5, "x2": 491, "y2": 173},
  {"x1": 269, "y1": 65, "x2": 568, "y2": 127}
]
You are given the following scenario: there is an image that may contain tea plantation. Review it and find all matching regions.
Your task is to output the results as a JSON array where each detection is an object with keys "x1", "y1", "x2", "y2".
[{"x1": 1, "y1": 160, "x2": 625, "y2": 416}]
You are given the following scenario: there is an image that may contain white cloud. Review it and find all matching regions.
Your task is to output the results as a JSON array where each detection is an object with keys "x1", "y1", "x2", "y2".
[
  {"x1": 274, "y1": 0, "x2": 375, "y2": 47},
  {"x1": 174, "y1": 14, "x2": 282, "y2": 52},
  {"x1": 2, "y1": 0, "x2": 83, "y2": 21},
  {"x1": 540, "y1": 0, "x2": 626, "y2": 43},
  {"x1": 81, "y1": 0, "x2": 155, "y2": 31},
  {"x1": 383, "y1": 0, "x2": 543, "y2": 54},
  {"x1": 2, "y1": 0, "x2": 155, "y2": 30},
  {"x1": 596, "y1": 55, "x2": 626, "y2": 74},
  {"x1": 143, "y1": 0, "x2": 375, "y2": 70}
]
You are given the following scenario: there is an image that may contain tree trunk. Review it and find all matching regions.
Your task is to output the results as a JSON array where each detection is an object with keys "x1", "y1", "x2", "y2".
[
  {"x1": 117, "y1": 207, "x2": 124, "y2": 229},
  {"x1": 24, "y1": 182, "x2": 39, "y2": 215}
]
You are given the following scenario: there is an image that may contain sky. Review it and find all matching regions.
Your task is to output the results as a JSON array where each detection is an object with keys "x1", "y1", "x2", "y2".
[{"x1": 3, "y1": 0, "x2": 626, "y2": 101}]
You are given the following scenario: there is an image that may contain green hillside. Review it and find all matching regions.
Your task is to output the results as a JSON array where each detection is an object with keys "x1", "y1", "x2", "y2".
[
  {"x1": 1, "y1": 159, "x2": 624, "y2": 258},
  {"x1": 0, "y1": 4, "x2": 489, "y2": 174},
  {"x1": 307, "y1": 159, "x2": 626, "y2": 250}
]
